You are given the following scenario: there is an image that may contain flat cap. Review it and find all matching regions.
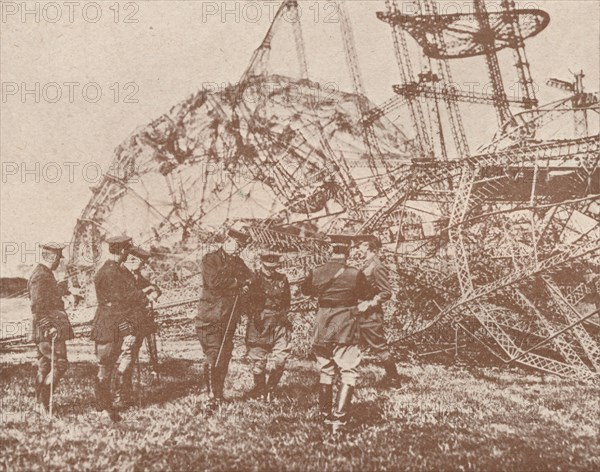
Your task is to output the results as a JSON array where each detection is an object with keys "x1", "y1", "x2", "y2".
[
  {"x1": 227, "y1": 228, "x2": 250, "y2": 244},
  {"x1": 41, "y1": 243, "x2": 66, "y2": 258},
  {"x1": 327, "y1": 234, "x2": 356, "y2": 247},
  {"x1": 352, "y1": 234, "x2": 382, "y2": 249},
  {"x1": 106, "y1": 235, "x2": 133, "y2": 254}
]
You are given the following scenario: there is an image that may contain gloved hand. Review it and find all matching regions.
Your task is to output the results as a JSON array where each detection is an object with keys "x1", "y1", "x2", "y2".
[
  {"x1": 122, "y1": 334, "x2": 136, "y2": 349},
  {"x1": 240, "y1": 283, "x2": 251, "y2": 296},
  {"x1": 357, "y1": 301, "x2": 371, "y2": 313},
  {"x1": 48, "y1": 327, "x2": 59, "y2": 339}
]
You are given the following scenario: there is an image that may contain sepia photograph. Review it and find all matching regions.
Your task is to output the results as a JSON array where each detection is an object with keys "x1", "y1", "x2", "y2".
[{"x1": 1, "y1": 0, "x2": 599, "y2": 470}]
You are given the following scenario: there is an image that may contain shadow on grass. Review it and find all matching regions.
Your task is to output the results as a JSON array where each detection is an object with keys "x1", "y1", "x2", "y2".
[{"x1": 0, "y1": 357, "x2": 207, "y2": 417}]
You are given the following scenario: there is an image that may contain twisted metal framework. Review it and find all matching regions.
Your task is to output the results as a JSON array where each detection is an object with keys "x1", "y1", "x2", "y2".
[{"x1": 9, "y1": 2, "x2": 595, "y2": 381}]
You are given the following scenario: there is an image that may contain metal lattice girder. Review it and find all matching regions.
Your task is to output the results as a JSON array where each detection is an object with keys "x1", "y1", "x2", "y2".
[
  {"x1": 336, "y1": 0, "x2": 392, "y2": 193},
  {"x1": 428, "y1": 235, "x2": 600, "y2": 333},
  {"x1": 502, "y1": 0, "x2": 538, "y2": 110},
  {"x1": 469, "y1": 303, "x2": 596, "y2": 381},
  {"x1": 544, "y1": 278, "x2": 600, "y2": 371},
  {"x1": 248, "y1": 227, "x2": 328, "y2": 253},
  {"x1": 565, "y1": 282, "x2": 591, "y2": 306},
  {"x1": 377, "y1": 8, "x2": 549, "y2": 60},
  {"x1": 286, "y1": 0, "x2": 308, "y2": 79},
  {"x1": 382, "y1": 0, "x2": 432, "y2": 156},
  {"x1": 393, "y1": 83, "x2": 534, "y2": 108},
  {"x1": 361, "y1": 95, "x2": 408, "y2": 127},
  {"x1": 449, "y1": 165, "x2": 476, "y2": 294},
  {"x1": 362, "y1": 135, "x2": 599, "y2": 232},
  {"x1": 513, "y1": 289, "x2": 589, "y2": 369}
]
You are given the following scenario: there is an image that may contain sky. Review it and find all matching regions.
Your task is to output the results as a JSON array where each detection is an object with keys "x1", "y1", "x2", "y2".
[{"x1": 1, "y1": 0, "x2": 599, "y2": 276}]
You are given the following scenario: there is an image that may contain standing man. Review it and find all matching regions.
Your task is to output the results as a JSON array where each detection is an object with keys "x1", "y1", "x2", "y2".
[
  {"x1": 301, "y1": 235, "x2": 380, "y2": 427},
  {"x1": 196, "y1": 229, "x2": 254, "y2": 408},
  {"x1": 114, "y1": 246, "x2": 160, "y2": 407},
  {"x1": 28, "y1": 243, "x2": 75, "y2": 413},
  {"x1": 245, "y1": 252, "x2": 292, "y2": 402},
  {"x1": 129, "y1": 246, "x2": 162, "y2": 382},
  {"x1": 354, "y1": 235, "x2": 403, "y2": 387},
  {"x1": 90, "y1": 235, "x2": 146, "y2": 420}
]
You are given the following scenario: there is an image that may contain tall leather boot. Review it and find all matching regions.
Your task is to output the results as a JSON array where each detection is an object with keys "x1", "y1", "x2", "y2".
[
  {"x1": 38, "y1": 383, "x2": 51, "y2": 413},
  {"x1": 94, "y1": 378, "x2": 106, "y2": 412},
  {"x1": 318, "y1": 383, "x2": 333, "y2": 420},
  {"x1": 119, "y1": 370, "x2": 135, "y2": 407},
  {"x1": 248, "y1": 372, "x2": 266, "y2": 399},
  {"x1": 325, "y1": 384, "x2": 354, "y2": 426},
  {"x1": 203, "y1": 363, "x2": 212, "y2": 396},
  {"x1": 265, "y1": 367, "x2": 284, "y2": 402},
  {"x1": 95, "y1": 378, "x2": 120, "y2": 421},
  {"x1": 113, "y1": 371, "x2": 127, "y2": 409},
  {"x1": 380, "y1": 359, "x2": 402, "y2": 388}
]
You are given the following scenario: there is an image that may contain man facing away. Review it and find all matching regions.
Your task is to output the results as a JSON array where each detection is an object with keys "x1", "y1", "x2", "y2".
[
  {"x1": 196, "y1": 229, "x2": 254, "y2": 408},
  {"x1": 28, "y1": 243, "x2": 75, "y2": 414},
  {"x1": 354, "y1": 235, "x2": 403, "y2": 388},
  {"x1": 301, "y1": 235, "x2": 381, "y2": 427},
  {"x1": 245, "y1": 252, "x2": 292, "y2": 402}
]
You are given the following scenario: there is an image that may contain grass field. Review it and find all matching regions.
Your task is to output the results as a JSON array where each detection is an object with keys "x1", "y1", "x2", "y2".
[{"x1": 1, "y1": 339, "x2": 599, "y2": 472}]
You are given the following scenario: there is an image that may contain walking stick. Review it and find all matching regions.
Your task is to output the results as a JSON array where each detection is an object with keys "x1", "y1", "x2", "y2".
[
  {"x1": 215, "y1": 295, "x2": 239, "y2": 370},
  {"x1": 49, "y1": 332, "x2": 57, "y2": 416}
]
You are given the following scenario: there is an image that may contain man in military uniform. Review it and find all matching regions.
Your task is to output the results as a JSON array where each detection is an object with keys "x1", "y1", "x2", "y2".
[
  {"x1": 115, "y1": 245, "x2": 161, "y2": 406},
  {"x1": 245, "y1": 252, "x2": 292, "y2": 402},
  {"x1": 301, "y1": 235, "x2": 380, "y2": 427},
  {"x1": 90, "y1": 236, "x2": 148, "y2": 420},
  {"x1": 196, "y1": 229, "x2": 254, "y2": 407},
  {"x1": 129, "y1": 246, "x2": 162, "y2": 382},
  {"x1": 28, "y1": 243, "x2": 75, "y2": 413},
  {"x1": 354, "y1": 235, "x2": 403, "y2": 387}
]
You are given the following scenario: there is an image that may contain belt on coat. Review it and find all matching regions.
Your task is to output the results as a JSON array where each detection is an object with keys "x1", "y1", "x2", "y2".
[{"x1": 318, "y1": 301, "x2": 357, "y2": 308}]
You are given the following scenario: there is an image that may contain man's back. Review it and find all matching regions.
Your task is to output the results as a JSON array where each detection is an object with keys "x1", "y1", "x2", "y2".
[{"x1": 303, "y1": 260, "x2": 372, "y2": 307}]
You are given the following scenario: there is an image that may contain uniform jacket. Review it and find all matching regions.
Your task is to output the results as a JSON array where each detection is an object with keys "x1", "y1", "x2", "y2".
[
  {"x1": 196, "y1": 248, "x2": 253, "y2": 328},
  {"x1": 246, "y1": 270, "x2": 291, "y2": 346},
  {"x1": 301, "y1": 259, "x2": 375, "y2": 346},
  {"x1": 28, "y1": 264, "x2": 74, "y2": 343},
  {"x1": 360, "y1": 255, "x2": 391, "y2": 328},
  {"x1": 133, "y1": 270, "x2": 161, "y2": 336},
  {"x1": 90, "y1": 260, "x2": 148, "y2": 343}
]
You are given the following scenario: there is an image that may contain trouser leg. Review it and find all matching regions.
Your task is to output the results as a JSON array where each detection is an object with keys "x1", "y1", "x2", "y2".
[
  {"x1": 197, "y1": 320, "x2": 238, "y2": 400},
  {"x1": 314, "y1": 345, "x2": 337, "y2": 419},
  {"x1": 325, "y1": 345, "x2": 361, "y2": 426},
  {"x1": 36, "y1": 341, "x2": 69, "y2": 411},
  {"x1": 265, "y1": 327, "x2": 291, "y2": 398},
  {"x1": 119, "y1": 336, "x2": 144, "y2": 405},
  {"x1": 95, "y1": 342, "x2": 120, "y2": 413},
  {"x1": 333, "y1": 345, "x2": 362, "y2": 387},
  {"x1": 247, "y1": 345, "x2": 267, "y2": 399}
]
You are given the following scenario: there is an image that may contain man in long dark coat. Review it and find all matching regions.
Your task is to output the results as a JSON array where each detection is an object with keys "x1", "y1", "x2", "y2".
[
  {"x1": 196, "y1": 229, "x2": 254, "y2": 407},
  {"x1": 28, "y1": 243, "x2": 74, "y2": 413},
  {"x1": 90, "y1": 236, "x2": 147, "y2": 420},
  {"x1": 114, "y1": 245, "x2": 161, "y2": 407}
]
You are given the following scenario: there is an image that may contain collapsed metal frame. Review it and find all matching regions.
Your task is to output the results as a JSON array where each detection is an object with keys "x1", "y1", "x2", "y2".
[{"x1": 24, "y1": 1, "x2": 596, "y2": 382}]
